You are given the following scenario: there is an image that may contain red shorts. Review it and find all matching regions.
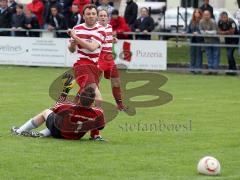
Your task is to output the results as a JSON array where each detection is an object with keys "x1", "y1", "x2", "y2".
[
  {"x1": 98, "y1": 51, "x2": 119, "y2": 79},
  {"x1": 73, "y1": 59, "x2": 102, "y2": 88},
  {"x1": 103, "y1": 64, "x2": 119, "y2": 79}
]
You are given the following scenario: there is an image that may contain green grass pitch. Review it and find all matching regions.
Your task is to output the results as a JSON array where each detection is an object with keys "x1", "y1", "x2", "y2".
[{"x1": 0, "y1": 66, "x2": 240, "y2": 180}]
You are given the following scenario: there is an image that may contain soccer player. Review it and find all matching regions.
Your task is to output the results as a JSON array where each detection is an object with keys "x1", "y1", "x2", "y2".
[
  {"x1": 98, "y1": 9, "x2": 127, "y2": 111},
  {"x1": 11, "y1": 87, "x2": 105, "y2": 141},
  {"x1": 67, "y1": 4, "x2": 106, "y2": 109}
]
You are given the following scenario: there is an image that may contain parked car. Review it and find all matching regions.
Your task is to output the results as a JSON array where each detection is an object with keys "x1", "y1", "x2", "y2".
[
  {"x1": 135, "y1": 0, "x2": 166, "y2": 29},
  {"x1": 157, "y1": 7, "x2": 194, "y2": 33},
  {"x1": 135, "y1": 0, "x2": 166, "y2": 14}
]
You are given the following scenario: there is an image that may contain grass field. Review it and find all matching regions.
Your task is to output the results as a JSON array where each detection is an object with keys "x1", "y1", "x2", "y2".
[{"x1": 0, "y1": 66, "x2": 240, "y2": 180}]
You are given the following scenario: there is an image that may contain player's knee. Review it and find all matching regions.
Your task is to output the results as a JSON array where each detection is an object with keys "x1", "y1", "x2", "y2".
[
  {"x1": 42, "y1": 109, "x2": 53, "y2": 120},
  {"x1": 111, "y1": 78, "x2": 121, "y2": 87}
]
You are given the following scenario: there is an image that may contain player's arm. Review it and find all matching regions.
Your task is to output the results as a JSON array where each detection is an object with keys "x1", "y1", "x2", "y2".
[
  {"x1": 56, "y1": 73, "x2": 76, "y2": 103},
  {"x1": 68, "y1": 29, "x2": 100, "y2": 52}
]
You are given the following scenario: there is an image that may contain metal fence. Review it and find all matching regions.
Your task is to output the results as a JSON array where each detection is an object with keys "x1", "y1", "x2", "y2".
[
  {"x1": 1, "y1": 28, "x2": 240, "y2": 73},
  {"x1": 1, "y1": 28, "x2": 239, "y2": 46}
]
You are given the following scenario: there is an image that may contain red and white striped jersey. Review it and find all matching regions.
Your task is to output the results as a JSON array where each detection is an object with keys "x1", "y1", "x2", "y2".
[
  {"x1": 73, "y1": 23, "x2": 106, "y2": 63},
  {"x1": 101, "y1": 24, "x2": 113, "y2": 53}
]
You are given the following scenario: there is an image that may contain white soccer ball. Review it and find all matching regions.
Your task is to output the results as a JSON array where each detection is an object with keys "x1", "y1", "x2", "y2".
[{"x1": 197, "y1": 156, "x2": 221, "y2": 176}]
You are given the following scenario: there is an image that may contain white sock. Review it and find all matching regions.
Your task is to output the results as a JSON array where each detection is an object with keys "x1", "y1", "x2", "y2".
[
  {"x1": 17, "y1": 119, "x2": 38, "y2": 133},
  {"x1": 39, "y1": 128, "x2": 51, "y2": 137}
]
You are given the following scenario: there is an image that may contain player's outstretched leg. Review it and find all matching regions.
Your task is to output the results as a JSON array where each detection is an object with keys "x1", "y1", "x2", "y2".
[{"x1": 11, "y1": 109, "x2": 52, "y2": 137}]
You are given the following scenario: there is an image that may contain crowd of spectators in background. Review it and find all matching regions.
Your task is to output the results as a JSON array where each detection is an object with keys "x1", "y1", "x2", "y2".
[
  {"x1": 0, "y1": 0, "x2": 155, "y2": 39},
  {"x1": 188, "y1": 0, "x2": 239, "y2": 74}
]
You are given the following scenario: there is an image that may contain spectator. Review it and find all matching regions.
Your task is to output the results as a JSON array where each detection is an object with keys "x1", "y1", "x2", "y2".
[
  {"x1": 199, "y1": 10, "x2": 220, "y2": 73},
  {"x1": 124, "y1": 0, "x2": 138, "y2": 29},
  {"x1": 187, "y1": 9, "x2": 204, "y2": 73},
  {"x1": 8, "y1": 0, "x2": 17, "y2": 14},
  {"x1": 68, "y1": 4, "x2": 81, "y2": 28},
  {"x1": 27, "y1": 0, "x2": 44, "y2": 27},
  {"x1": 199, "y1": 0, "x2": 214, "y2": 19},
  {"x1": 234, "y1": 9, "x2": 240, "y2": 55},
  {"x1": 73, "y1": 0, "x2": 90, "y2": 16},
  {"x1": 97, "y1": 0, "x2": 114, "y2": 17},
  {"x1": 110, "y1": 9, "x2": 131, "y2": 39},
  {"x1": 11, "y1": 4, "x2": 26, "y2": 37},
  {"x1": 133, "y1": 7, "x2": 154, "y2": 40},
  {"x1": 43, "y1": 0, "x2": 63, "y2": 27},
  {"x1": 24, "y1": 8, "x2": 40, "y2": 37},
  {"x1": 91, "y1": 0, "x2": 100, "y2": 7},
  {"x1": 48, "y1": 5, "x2": 67, "y2": 38},
  {"x1": 0, "y1": 0, "x2": 11, "y2": 36},
  {"x1": 58, "y1": 0, "x2": 73, "y2": 21},
  {"x1": 218, "y1": 11, "x2": 239, "y2": 74}
]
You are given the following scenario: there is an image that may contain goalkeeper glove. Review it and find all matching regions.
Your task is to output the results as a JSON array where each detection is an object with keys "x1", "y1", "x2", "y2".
[{"x1": 61, "y1": 73, "x2": 76, "y2": 94}]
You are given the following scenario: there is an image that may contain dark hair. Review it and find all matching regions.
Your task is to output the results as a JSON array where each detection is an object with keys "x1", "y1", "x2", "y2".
[
  {"x1": 111, "y1": 9, "x2": 119, "y2": 16},
  {"x1": 140, "y1": 7, "x2": 149, "y2": 13},
  {"x1": 220, "y1": 11, "x2": 228, "y2": 17},
  {"x1": 82, "y1": 4, "x2": 97, "y2": 15},
  {"x1": 16, "y1": 4, "x2": 24, "y2": 9},
  {"x1": 79, "y1": 87, "x2": 95, "y2": 107},
  {"x1": 50, "y1": 5, "x2": 58, "y2": 10}
]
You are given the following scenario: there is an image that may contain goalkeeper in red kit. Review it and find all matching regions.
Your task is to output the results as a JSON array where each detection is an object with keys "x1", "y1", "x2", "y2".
[
  {"x1": 97, "y1": 9, "x2": 127, "y2": 111},
  {"x1": 11, "y1": 86, "x2": 106, "y2": 141}
]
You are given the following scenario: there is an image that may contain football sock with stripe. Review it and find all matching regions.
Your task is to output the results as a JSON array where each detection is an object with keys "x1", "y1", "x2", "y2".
[{"x1": 17, "y1": 119, "x2": 38, "y2": 133}]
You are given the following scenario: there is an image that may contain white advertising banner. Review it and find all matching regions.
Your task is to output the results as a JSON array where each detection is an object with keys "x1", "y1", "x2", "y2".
[
  {"x1": 0, "y1": 37, "x2": 66, "y2": 67},
  {"x1": 113, "y1": 40, "x2": 167, "y2": 70},
  {"x1": 0, "y1": 37, "x2": 167, "y2": 70}
]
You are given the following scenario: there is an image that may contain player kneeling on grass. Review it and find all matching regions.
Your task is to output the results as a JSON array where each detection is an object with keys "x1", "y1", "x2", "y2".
[{"x1": 11, "y1": 87, "x2": 106, "y2": 141}]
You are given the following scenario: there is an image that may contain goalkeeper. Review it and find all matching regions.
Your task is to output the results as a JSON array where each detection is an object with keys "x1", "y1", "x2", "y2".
[{"x1": 11, "y1": 75, "x2": 106, "y2": 141}]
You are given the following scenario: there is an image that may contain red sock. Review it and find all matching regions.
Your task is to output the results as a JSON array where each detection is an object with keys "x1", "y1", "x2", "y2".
[
  {"x1": 112, "y1": 87, "x2": 122, "y2": 103},
  {"x1": 90, "y1": 129, "x2": 100, "y2": 138}
]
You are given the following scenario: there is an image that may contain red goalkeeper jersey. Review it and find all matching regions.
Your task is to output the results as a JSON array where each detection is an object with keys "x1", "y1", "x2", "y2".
[{"x1": 52, "y1": 102, "x2": 105, "y2": 140}]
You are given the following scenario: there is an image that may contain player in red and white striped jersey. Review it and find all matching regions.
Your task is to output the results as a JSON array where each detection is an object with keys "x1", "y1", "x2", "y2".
[
  {"x1": 71, "y1": 22, "x2": 105, "y2": 63},
  {"x1": 98, "y1": 9, "x2": 127, "y2": 111},
  {"x1": 67, "y1": 4, "x2": 106, "y2": 108}
]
